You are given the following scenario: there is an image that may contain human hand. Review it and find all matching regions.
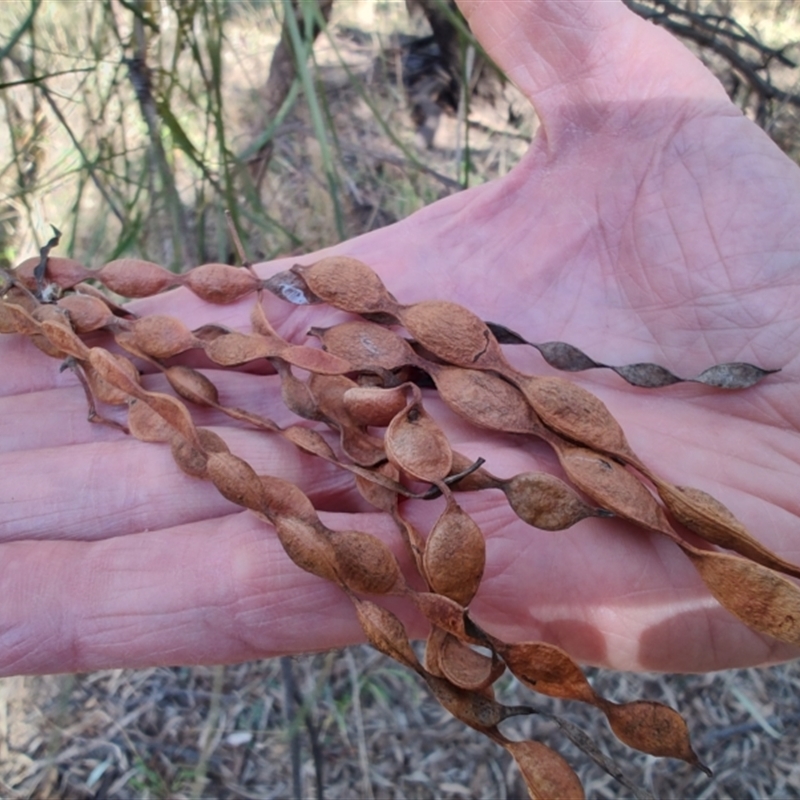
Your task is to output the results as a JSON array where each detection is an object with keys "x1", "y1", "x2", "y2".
[{"x1": 3, "y1": 0, "x2": 800, "y2": 677}]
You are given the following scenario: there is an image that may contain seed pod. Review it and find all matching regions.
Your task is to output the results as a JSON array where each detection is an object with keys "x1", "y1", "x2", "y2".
[
  {"x1": 498, "y1": 641, "x2": 597, "y2": 704},
  {"x1": 98, "y1": 259, "x2": 175, "y2": 297},
  {"x1": 181, "y1": 263, "x2": 258, "y2": 304},
  {"x1": 206, "y1": 451, "x2": 265, "y2": 511},
  {"x1": 312, "y1": 320, "x2": 415, "y2": 371},
  {"x1": 355, "y1": 462, "x2": 401, "y2": 512},
  {"x1": 82, "y1": 359, "x2": 136, "y2": 406},
  {"x1": 274, "y1": 516, "x2": 340, "y2": 584},
  {"x1": 279, "y1": 344, "x2": 352, "y2": 375},
  {"x1": 131, "y1": 315, "x2": 198, "y2": 359},
  {"x1": 657, "y1": 482, "x2": 800, "y2": 579},
  {"x1": 204, "y1": 331, "x2": 275, "y2": 365},
  {"x1": 430, "y1": 364, "x2": 541, "y2": 434},
  {"x1": 274, "y1": 361, "x2": 321, "y2": 420},
  {"x1": 262, "y1": 268, "x2": 322, "y2": 305},
  {"x1": 385, "y1": 387, "x2": 453, "y2": 482},
  {"x1": 503, "y1": 472, "x2": 608, "y2": 531},
  {"x1": 130, "y1": 397, "x2": 175, "y2": 443},
  {"x1": 554, "y1": 443, "x2": 673, "y2": 535},
  {"x1": 56, "y1": 293, "x2": 115, "y2": 333},
  {"x1": 519, "y1": 376, "x2": 640, "y2": 465},
  {"x1": 438, "y1": 633, "x2": 503, "y2": 691},
  {"x1": 85, "y1": 349, "x2": 142, "y2": 405},
  {"x1": 14, "y1": 255, "x2": 88, "y2": 289},
  {"x1": 164, "y1": 365, "x2": 220, "y2": 407},
  {"x1": 352, "y1": 598, "x2": 421, "y2": 671},
  {"x1": 681, "y1": 545, "x2": 800, "y2": 646},
  {"x1": 399, "y1": 300, "x2": 504, "y2": 369},
  {"x1": 293, "y1": 256, "x2": 394, "y2": 315},
  {"x1": 0, "y1": 300, "x2": 41, "y2": 336},
  {"x1": 503, "y1": 739, "x2": 586, "y2": 800},
  {"x1": 40, "y1": 319, "x2": 91, "y2": 361},
  {"x1": 423, "y1": 495, "x2": 485, "y2": 606},
  {"x1": 343, "y1": 384, "x2": 408, "y2": 427},
  {"x1": 409, "y1": 591, "x2": 473, "y2": 643},
  {"x1": 259, "y1": 475, "x2": 319, "y2": 524},
  {"x1": 328, "y1": 529, "x2": 406, "y2": 595},
  {"x1": 170, "y1": 428, "x2": 229, "y2": 477},
  {"x1": 601, "y1": 700, "x2": 709, "y2": 774}
]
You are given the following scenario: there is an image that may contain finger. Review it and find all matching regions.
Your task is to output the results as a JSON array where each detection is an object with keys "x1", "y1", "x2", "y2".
[{"x1": 457, "y1": 0, "x2": 729, "y2": 138}]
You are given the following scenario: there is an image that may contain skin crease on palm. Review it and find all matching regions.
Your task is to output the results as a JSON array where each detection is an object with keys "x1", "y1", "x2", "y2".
[{"x1": 3, "y1": 0, "x2": 800, "y2": 679}]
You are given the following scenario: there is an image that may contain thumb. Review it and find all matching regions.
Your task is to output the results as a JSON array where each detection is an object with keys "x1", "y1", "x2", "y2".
[{"x1": 457, "y1": 0, "x2": 731, "y2": 140}]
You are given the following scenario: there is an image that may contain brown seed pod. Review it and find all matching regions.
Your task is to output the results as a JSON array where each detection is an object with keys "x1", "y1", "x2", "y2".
[
  {"x1": 130, "y1": 315, "x2": 198, "y2": 359},
  {"x1": 14, "y1": 255, "x2": 89, "y2": 290},
  {"x1": 327, "y1": 529, "x2": 406, "y2": 596},
  {"x1": 129, "y1": 397, "x2": 176, "y2": 444},
  {"x1": 656, "y1": 482, "x2": 800, "y2": 579},
  {"x1": 385, "y1": 386, "x2": 453, "y2": 482},
  {"x1": 170, "y1": 428, "x2": 229, "y2": 477},
  {"x1": 503, "y1": 472, "x2": 609, "y2": 531},
  {"x1": 0, "y1": 300, "x2": 41, "y2": 336},
  {"x1": 259, "y1": 475, "x2": 319, "y2": 524},
  {"x1": 164, "y1": 365, "x2": 220, "y2": 407},
  {"x1": 293, "y1": 256, "x2": 395, "y2": 315},
  {"x1": 274, "y1": 516, "x2": 341, "y2": 584},
  {"x1": 98, "y1": 258, "x2": 175, "y2": 297},
  {"x1": 423, "y1": 494, "x2": 485, "y2": 606},
  {"x1": 600, "y1": 700, "x2": 709, "y2": 774},
  {"x1": 352, "y1": 598, "x2": 421, "y2": 671},
  {"x1": 398, "y1": 300, "x2": 504, "y2": 369},
  {"x1": 205, "y1": 451, "x2": 265, "y2": 512},
  {"x1": 204, "y1": 331, "x2": 276, "y2": 365},
  {"x1": 502, "y1": 739, "x2": 586, "y2": 800},
  {"x1": 55, "y1": 293, "x2": 116, "y2": 333},
  {"x1": 280, "y1": 425, "x2": 338, "y2": 461},
  {"x1": 84, "y1": 349, "x2": 142, "y2": 406},
  {"x1": 312, "y1": 320, "x2": 416, "y2": 372},
  {"x1": 181, "y1": 263, "x2": 258, "y2": 304},
  {"x1": 39, "y1": 318, "x2": 91, "y2": 361},
  {"x1": 343, "y1": 384, "x2": 408, "y2": 427},
  {"x1": 437, "y1": 632, "x2": 503, "y2": 692}
]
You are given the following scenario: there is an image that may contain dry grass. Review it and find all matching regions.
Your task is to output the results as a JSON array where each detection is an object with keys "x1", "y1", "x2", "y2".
[{"x1": 3, "y1": 1, "x2": 800, "y2": 798}]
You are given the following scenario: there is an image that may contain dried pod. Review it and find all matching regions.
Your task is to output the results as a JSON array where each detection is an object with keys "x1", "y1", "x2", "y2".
[
  {"x1": 430, "y1": 364, "x2": 541, "y2": 434},
  {"x1": 498, "y1": 641, "x2": 597, "y2": 704},
  {"x1": 352, "y1": 598, "x2": 421, "y2": 671},
  {"x1": 601, "y1": 700, "x2": 709, "y2": 774},
  {"x1": 313, "y1": 320, "x2": 415, "y2": 372},
  {"x1": 259, "y1": 475, "x2": 319, "y2": 524},
  {"x1": 385, "y1": 387, "x2": 453, "y2": 482},
  {"x1": 56, "y1": 293, "x2": 115, "y2": 333},
  {"x1": 355, "y1": 462, "x2": 402, "y2": 512},
  {"x1": 328, "y1": 529, "x2": 406, "y2": 595},
  {"x1": 657, "y1": 482, "x2": 800, "y2": 579},
  {"x1": 164, "y1": 365, "x2": 220, "y2": 407},
  {"x1": 131, "y1": 315, "x2": 198, "y2": 359},
  {"x1": 281, "y1": 426, "x2": 338, "y2": 461},
  {"x1": 399, "y1": 300, "x2": 504, "y2": 369},
  {"x1": 182, "y1": 263, "x2": 258, "y2": 304},
  {"x1": 519, "y1": 376, "x2": 638, "y2": 464},
  {"x1": 14, "y1": 255, "x2": 88, "y2": 289},
  {"x1": 343, "y1": 385, "x2": 408, "y2": 427},
  {"x1": 503, "y1": 739, "x2": 586, "y2": 800},
  {"x1": 170, "y1": 428, "x2": 229, "y2": 477},
  {"x1": 82, "y1": 359, "x2": 136, "y2": 406},
  {"x1": 293, "y1": 256, "x2": 394, "y2": 315},
  {"x1": 129, "y1": 398, "x2": 175, "y2": 444},
  {"x1": 278, "y1": 344, "x2": 351, "y2": 375},
  {"x1": 274, "y1": 360, "x2": 321, "y2": 420},
  {"x1": 694, "y1": 362, "x2": 779, "y2": 389},
  {"x1": 84, "y1": 349, "x2": 141, "y2": 405},
  {"x1": 681, "y1": 546, "x2": 800, "y2": 646},
  {"x1": 503, "y1": 472, "x2": 607, "y2": 531},
  {"x1": 98, "y1": 259, "x2": 175, "y2": 297},
  {"x1": 204, "y1": 331, "x2": 275, "y2": 365},
  {"x1": 423, "y1": 495, "x2": 485, "y2": 606},
  {"x1": 554, "y1": 444, "x2": 673, "y2": 535},
  {"x1": 39, "y1": 319, "x2": 91, "y2": 361},
  {"x1": 409, "y1": 591, "x2": 474, "y2": 643},
  {"x1": 206, "y1": 451, "x2": 265, "y2": 511},
  {"x1": 274, "y1": 516, "x2": 340, "y2": 584},
  {"x1": 438, "y1": 633, "x2": 503, "y2": 691},
  {"x1": 0, "y1": 300, "x2": 41, "y2": 336},
  {"x1": 262, "y1": 268, "x2": 323, "y2": 304}
]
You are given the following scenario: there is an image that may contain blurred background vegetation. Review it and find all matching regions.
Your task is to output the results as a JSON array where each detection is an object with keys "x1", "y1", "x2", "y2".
[{"x1": 3, "y1": 1, "x2": 800, "y2": 798}]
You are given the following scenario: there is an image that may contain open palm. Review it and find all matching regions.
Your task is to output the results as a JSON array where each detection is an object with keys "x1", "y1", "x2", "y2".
[{"x1": 3, "y1": 0, "x2": 800, "y2": 677}]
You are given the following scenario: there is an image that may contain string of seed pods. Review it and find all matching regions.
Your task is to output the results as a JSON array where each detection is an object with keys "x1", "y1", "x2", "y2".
[{"x1": 3, "y1": 237, "x2": 800, "y2": 798}]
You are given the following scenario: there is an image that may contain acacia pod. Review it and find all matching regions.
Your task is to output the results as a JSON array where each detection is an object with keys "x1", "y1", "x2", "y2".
[
  {"x1": 339, "y1": 425, "x2": 387, "y2": 467},
  {"x1": 438, "y1": 633, "x2": 503, "y2": 692},
  {"x1": 353, "y1": 598, "x2": 421, "y2": 671},
  {"x1": 129, "y1": 398, "x2": 175, "y2": 443},
  {"x1": 131, "y1": 315, "x2": 198, "y2": 359},
  {"x1": 327, "y1": 529, "x2": 406, "y2": 595},
  {"x1": 409, "y1": 592, "x2": 474, "y2": 643},
  {"x1": 398, "y1": 300, "x2": 504, "y2": 369},
  {"x1": 82, "y1": 360, "x2": 136, "y2": 406},
  {"x1": 519, "y1": 376, "x2": 638, "y2": 464},
  {"x1": 274, "y1": 361, "x2": 321, "y2": 420},
  {"x1": 98, "y1": 259, "x2": 175, "y2": 297},
  {"x1": 312, "y1": 320, "x2": 415, "y2": 371},
  {"x1": 503, "y1": 472, "x2": 606, "y2": 531},
  {"x1": 503, "y1": 739, "x2": 585, "y2": 800},
  {"x1": 55, "y1": 293, "x2": 115, "y2": 333},
  {"x1": 281, "y1": 425, "x2": 338, "y2": 461},
  {"x1": 600, "y1": 700, "x2": 709, "y2": 774},
  {"x1": 14, "y1": 255, "x2": 88, "y2": 289},
  {"x1": 343, "y1": 384, "x2": 408, "y2": 427},
  {"x1": 355, "y1": 462, "x2": 402, "y2": 512},
  {"x1": 204, "y1": 331, "x2": 276, "y2": 365},
  {"x1": 85, "y1": 349, "x2": 142, "y2": 405},
  {"x1": 181, "y1": 263, "x2": 258, "y2": 304},
  {"x1": 274, "y1": 516, "x2": 340, "y2": 584},
  {"x1": 170, "y1": 428, "x2": 229, "y2": 477},
  {"x1": 0, "y1": 301, "x2": 41, "y2": 335},
  {"x1": 206, "y1": 451, "x2": 265, "y2": 511},
  {"x1": 657, "y1": 482, "x2": 800, "y2": 579},
  {"x1": 293, "y1": 256, "x2": 394, "y2": 314},
  {"x1": 279, "y1": 344, "x2": 352, "y2": 375},
  {"x1": 423, "y1": 495, "x2": 485, "y2": 606},
  {"x1": 430, "y1": 364, "x2": 541, "y2": 434},
  {"x1": 681, "y1": 546, "x2": 800, "y2": 646},
  {"x1": 39, "y1": 319, "x2": 91, "y2": 361},
  {"x1": 554, "y1": 443, "x2": 673, "y2": 535},
  {"x1": 164, "y1": 365, "x2": 220, "y2": 407},
  {"x1": 498, "y1": 641, "x2": 597, "y2": 705},
  {"x1": 259, "y1": 475, "x2": 319, "y2": 524},
  {"x1": 385, "y1": 387, "x2": 453, "y2": 482}
]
